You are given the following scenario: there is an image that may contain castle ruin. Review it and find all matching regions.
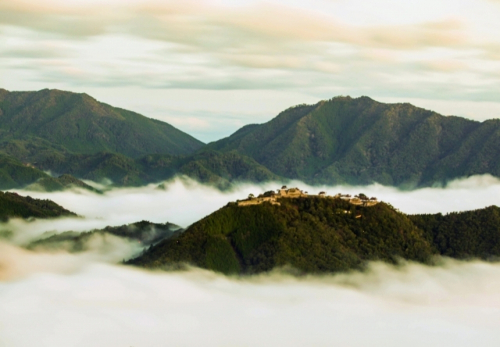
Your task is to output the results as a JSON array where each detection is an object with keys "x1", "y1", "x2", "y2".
[{"x1": 237, "y1": 186, "x2": 379, "y2": 207}]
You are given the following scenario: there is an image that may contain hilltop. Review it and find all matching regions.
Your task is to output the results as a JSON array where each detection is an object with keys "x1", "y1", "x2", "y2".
[
  {"x1": 0, "y1": 154, "x2": 48, "y2": 190},
  {"x1": 0, "y1": 88, "x2": 203, "y2": 161},
  {"x1": 0, "y1": 153, "x2": 100, "y2": 192},
  {"x1": 128, "y1": 189, "x2": 431, "y2": 274},
  {"x1": 129, "y1": 188, "x2": 500, "y2": 274},
  {"x1": 0, "y1": 191, "x2": 76, "y2": 222},
  {"x1": 207, "y1": 96, "x2": 500, "y2": 187},
  {"x1": 0, "y1": 89, "x2": 276, "y2": 189}
]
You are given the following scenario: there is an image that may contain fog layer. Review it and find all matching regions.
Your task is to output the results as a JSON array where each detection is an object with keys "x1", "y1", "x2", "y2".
[
  {"x1": 1, "y1": 175, "x2": 500, "y2": 346},
  {"x1": 3, "y1": 174, "x2": 499, "y2": 245},
  {"x1": 0, "y1": 245, "x2": 499, "y2": 347}
]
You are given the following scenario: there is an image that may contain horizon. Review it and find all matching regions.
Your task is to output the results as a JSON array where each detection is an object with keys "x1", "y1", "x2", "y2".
[{"x1": 2, "y1": 0, "x2": 500, "y2": 141}]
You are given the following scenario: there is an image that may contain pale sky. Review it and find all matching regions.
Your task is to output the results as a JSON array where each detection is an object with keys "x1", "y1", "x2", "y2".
[{"x1": 1, "y1": 0, "x2": 500, "y2": 142}]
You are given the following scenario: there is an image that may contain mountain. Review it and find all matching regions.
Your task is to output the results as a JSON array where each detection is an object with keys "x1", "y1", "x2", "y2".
[
  {"x1": 208, "y1": 96, "x2": 500, "y2": 187},
  {"x1": 35, "y1": 150, "x2": 280, "y2": 189},
  {"x1": 410, "y1": 206, "x2": 500, "y2": 259},
  {"x1": 0, "y1": 88, "x2": 204, "y2": 162},
  {"x1": 128, "y1": 194, "x2": 433, "y2": 274},
  {"x1": 28, "y1": 220, "x2": 182, "y2": 253},
  {"x1": 25, "y1": 174, "x2": 102, "y2": 193},
  {"x1": 0, "y1": 88, "x2": 279, "y2": 189},
  {"x1": 0, "y1": 191, "x2": 76, "y2": 222},
  {"x1": 0, "y1": 153, "x2": 100, "y2": 192},
  {"x1": 0, "y1": 154, "x2": 48, "y2": 190},
  {"x1": 128, "y1": 192, "x2": 500, "y2": 275},
  {"x1": 4, "y1": 90, "x2": 500, "y2": 189}
]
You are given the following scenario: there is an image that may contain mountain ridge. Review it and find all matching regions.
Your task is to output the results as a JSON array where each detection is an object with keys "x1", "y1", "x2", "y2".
[
  {"x1": 0, "y1": 191, "x2": 76, "y2": 222},
  {"x1": 2, "y1": 89, "x2": 500, "y2": 189},
  {"x1": 207, "y1": 96, "x2": 500, "y2": 187},
  {"x1": 0, "y1": 88, "x2": 204, "y2": 159}
]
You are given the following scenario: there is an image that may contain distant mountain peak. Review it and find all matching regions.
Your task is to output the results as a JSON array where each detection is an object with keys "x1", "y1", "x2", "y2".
[
  {"x1": 208, "y1": 96, "x2": 500, "y2": 187},
  {"x1": 0, "y1": 88, "x2": 204, "y2": 158}
]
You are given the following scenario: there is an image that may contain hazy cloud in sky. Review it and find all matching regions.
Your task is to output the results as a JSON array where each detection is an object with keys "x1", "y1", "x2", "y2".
[{"x1": 1, "y1": 0, "x2": 500, "y2": 140}]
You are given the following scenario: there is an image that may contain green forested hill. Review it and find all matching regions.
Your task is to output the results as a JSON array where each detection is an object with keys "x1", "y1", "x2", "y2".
[
  {"x1": 208, "y1": 96, "x2": 500, "y2": 186},
  {"x1": 0, "y1": 88, "x2": 278, "y2": 189},
  {"x1": 128, "y1": 196, "x2": 433, "y2": 274},
  {"x1": 26, "y1": 174, "x2": 102, "y2": 193},
  {"x1": 34, "y1": 150, "x2": 280, "y2": 188},
  {"x1": 0, "y1": 88, "x2": 204, "y2": 160},
  {"x1": 410, "y1": 206, "x2": 500, "y2": 259},
  {"x1": 129, "y1": 196, "x2": 500, "y2": 275},
  {"x1": 0, "y1": 154, "x2": 48, "y2": 190},
  {"x1": 0, "y1": 153, "x2": 100, "y2": 192},
  {"x1": 3, "y1": 90, "x2": 500, "y2": 189},
  {"x1": 0, "y1": 191, "x2": 76, "y2": 221}
]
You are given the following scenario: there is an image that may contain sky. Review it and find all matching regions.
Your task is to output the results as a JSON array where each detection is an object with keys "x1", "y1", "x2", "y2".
[{"x1": 1, "y1": 0, "x2": 500, "y2": 141}]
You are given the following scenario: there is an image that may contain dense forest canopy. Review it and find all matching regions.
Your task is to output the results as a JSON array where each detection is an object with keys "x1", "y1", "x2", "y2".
[
  {"x1": 129, "y1": 196, "x2": 500, "y2": 275},
  {"x1": 0, "y1": 191, "x2": 76, "y2": 221},
  {"x1": 2, "y1": 90, "x2": 500, "y2": 190}
]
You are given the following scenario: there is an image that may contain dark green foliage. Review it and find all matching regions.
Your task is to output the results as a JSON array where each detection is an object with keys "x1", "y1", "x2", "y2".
[
  {"x1": 205, "y1": 235, "x2": 241, "y2": 274},
  {"x1": 28, "y1": 220, "x2": 182, "y2": 252},
  {"x1": 0, "y1": 152, "x2": 102, "y2": 191},
  {"x1": 0, "y1": 191, "x2": 76, "y2": 221},
  {"x1": 128, "y1": 197, "x2": 434, "y2": 274},
  {"x1": 130, "y1": 197, "x2": 500, "y2": 275},
  {"x1": 34, "y1": 150, "x2": 279, "y2": 188},
  {"x1": 3, "y1": 90, "x2": 500, "y2": 189},
  {"x1": 410, "y1": 206, "x2": 500, "y2": 259},
  {"x1": 0, "y1": 154, "x2": 48, "y2": 190},
  {"x1": 176, "y1": 150, "x2": 281, "y2": 188},
  {"x1": 26, "y1": 174, "x2": 101, "y2": 193},
  {"x1": 0, "y1": 88, "x2": 204, "y2": 160},
  {"x1": 208, "y1": 96, "x2": 500, "y2": 187}
]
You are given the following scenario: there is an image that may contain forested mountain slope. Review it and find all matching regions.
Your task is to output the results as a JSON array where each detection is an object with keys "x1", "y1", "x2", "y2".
[
  {"x1": 0, "y1": 89, "x2": 278, "y2": 189},
  {"x1": 0, "y1": 88, "x2": 204, "y2": 161},
  {"x1": 35, "y1": 150, "x2": 280, "y2": 188},
  {"x1": 0, "y1": 154, "x2": 48, "y2": 190},
  {"x1": 129, "y1": 196, "x2": 500, "y2": 275},
  {"x1": 3, "y1": 90, "x2": 500, "y2": 189},
  {"x1": 0, "y1": 191, "x2": 76, "y2": 221},
  {"x1": 129, "y1": 196, "x2": 433, "y2": 274},
  {"x1": 208, "y1": 96, "x2": 500, "y2": 186},
  {"x1": 410, "y1": 206, "x2": 500, "y2": 259}
]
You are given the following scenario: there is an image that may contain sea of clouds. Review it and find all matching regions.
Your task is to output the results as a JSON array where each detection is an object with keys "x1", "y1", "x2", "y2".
[
  {"x1": 4, "y1": 174, "x2": 500, "y2": 244},
  {"x1": 1, "y1": 175, "x2": 500, "y2": 346}
]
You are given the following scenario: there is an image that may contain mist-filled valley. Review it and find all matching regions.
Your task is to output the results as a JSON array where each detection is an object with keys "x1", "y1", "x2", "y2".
[
  {"x1": 7, "y1": 174, "x2": 500, "y2": 237},
  {"x1": 2, "y1": 174, "x2": 500, "y2": 254},
  {"x1": 1, "y1": 247, "x2": 500, "y2": 346},
  {"x1": 1, "y1": 176, "x2": 500, "y2": 345}
]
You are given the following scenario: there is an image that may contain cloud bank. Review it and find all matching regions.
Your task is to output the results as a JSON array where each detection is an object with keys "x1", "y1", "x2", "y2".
[
  {"x1": 0, "y1": 175, "x2": 499, "y2": 346},
  {"x1": 3, "y1": 174, "x2": 499, "y2": 246},
  {"x1": 0, "y1": 247, "x2": 500, "y2": 346}
]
